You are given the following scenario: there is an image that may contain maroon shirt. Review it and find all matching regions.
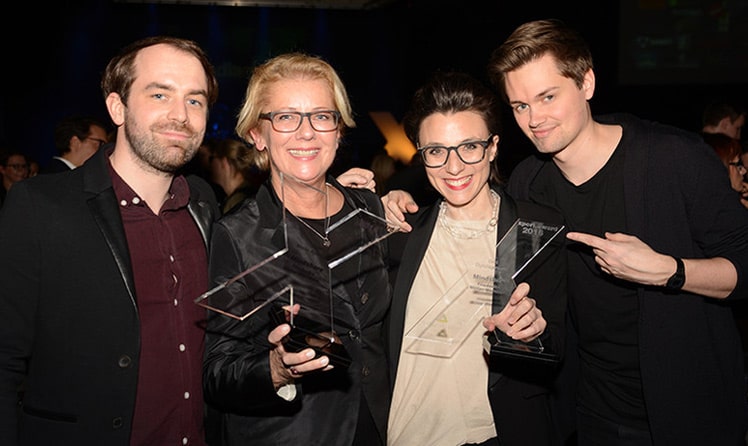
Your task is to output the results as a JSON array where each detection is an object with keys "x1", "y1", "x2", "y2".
[{"x1": 110, "y1": 166, "x2": 208, "y2": 446}]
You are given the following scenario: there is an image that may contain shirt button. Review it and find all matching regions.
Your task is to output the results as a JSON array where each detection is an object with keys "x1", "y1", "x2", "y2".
[
  {"x1": 184, "y1": 392, "x2": 190, "y2": 400},
  {"x1": 118, "y1": 355, "x2": 132, "y2": 368},
  {"x1": 179, "y1": 344, "x2": 186, "y2": 352},
  {"x1": 361, "y1": 366, "x2": 370, "y2": 377},
  {"x1": 132, "y1": 197, "x2": 141, "y2": 205},
  {"x1": 174, "y1": 298, "x2": 179, "y2": 306},
  {"x1": 183, "y1": 437, "x2": 189, "y2": 445},
  {"x1": 119, "y1": 200, "x2": 127, "y2": 207},
  {"x1": 170, "y1": 255, "x2": 175, "y2": 263},
  {"x1": 112, "y1": 417, "x2": 124, "y2": 429},
  {"x1": 360, "y1": 292, "x2": 369, "y2": 304}
]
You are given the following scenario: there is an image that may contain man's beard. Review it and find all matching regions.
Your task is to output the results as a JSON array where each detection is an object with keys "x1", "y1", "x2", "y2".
[{"x1": 124, "y1": 114, "x2": 202, "y2": 174}]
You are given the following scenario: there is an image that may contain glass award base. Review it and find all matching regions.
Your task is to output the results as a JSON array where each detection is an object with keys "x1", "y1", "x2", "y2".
[
  {"x1": 482, "y1": 329, "x2": 559, "y2": 364},
  {"x1": 271, "y1": 306, "x2": 352, "y2": 369}
]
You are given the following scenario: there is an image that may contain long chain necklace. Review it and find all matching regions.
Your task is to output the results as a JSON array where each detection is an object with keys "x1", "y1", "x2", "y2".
[
  {"x1": 290, "y1": 183, "x2": 331, "y2": 247},
  {"x1": 438, "y1": 189, "x2": 499, "y2": 239}
]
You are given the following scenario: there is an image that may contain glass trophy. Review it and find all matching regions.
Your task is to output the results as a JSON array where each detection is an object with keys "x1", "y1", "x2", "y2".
[
  {"x1": 405, "y1": 218, "x2": 564, "y2": 360},
  {"x1": 193, "y1": 224, "x2": 289, "y2": 322},
  {"x1": 196, "y1": 172, "x2": 402, "y2": 369},
  {"x1": 483, "y1": 218, "x2": 565, "y2": 362},
  {"x1": 403, "y1": 263, "x2": 494, "y2": 358}
]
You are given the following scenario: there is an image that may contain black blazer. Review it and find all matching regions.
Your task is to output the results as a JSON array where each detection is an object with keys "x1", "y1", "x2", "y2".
[
  {"x1": 0, "y1": 148, "x2": 218, "y2": 445},
  {"x1": 40, "y1": 157, "x2": 72, "y2": 174},
  {"x1": 386, "y1": 185, "x2": 567, "y2": 445}
]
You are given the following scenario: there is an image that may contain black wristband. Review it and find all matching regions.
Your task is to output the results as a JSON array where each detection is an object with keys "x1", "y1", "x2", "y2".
[{"x1": 665, "y1": 257, "x2": 685, "y2": 290}]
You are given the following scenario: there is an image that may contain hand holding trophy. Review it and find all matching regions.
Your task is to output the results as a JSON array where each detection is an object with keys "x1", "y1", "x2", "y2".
[{"x1": 483, "y1": 219, "x2": 565, "y2": 363}]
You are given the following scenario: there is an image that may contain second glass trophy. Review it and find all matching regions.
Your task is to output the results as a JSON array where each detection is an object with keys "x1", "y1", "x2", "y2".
[{"x1": 404, "y1": 217, "x2": 564, "y2": 362}]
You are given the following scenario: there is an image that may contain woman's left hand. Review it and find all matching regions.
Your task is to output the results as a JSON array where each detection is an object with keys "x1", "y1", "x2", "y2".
[{"x1": 482, "y1": 282, "x2": 546, "y2": 343}]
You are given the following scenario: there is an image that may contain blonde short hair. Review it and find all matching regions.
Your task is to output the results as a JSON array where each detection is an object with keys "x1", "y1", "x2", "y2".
[{"x1": 235, "y1": 52, "x2": 355, "y2": 171}]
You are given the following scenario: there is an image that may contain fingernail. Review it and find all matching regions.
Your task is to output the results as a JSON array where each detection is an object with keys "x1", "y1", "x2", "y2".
[
  {"x1": 320, "y1": 356, "x2": 329, "y2": 366},
  {"x1": 305, "y1": 349, "x2": 315, "y2": 359}
]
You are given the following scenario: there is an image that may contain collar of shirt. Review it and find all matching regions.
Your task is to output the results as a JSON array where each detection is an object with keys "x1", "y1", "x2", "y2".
[
  {"x1": 53, "y1": 156, "x2": 76, "y2": 170},
  {"x1": 108, "y1": 158, "x2": 190, "y2": 212}
]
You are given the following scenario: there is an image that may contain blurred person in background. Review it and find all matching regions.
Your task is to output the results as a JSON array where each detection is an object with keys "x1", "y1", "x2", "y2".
[
  {"x1": 702, "y1": 101, "x2": 745, "y2": 141},
  {"x1": 0, "y1": 151, "x2": 30, "y2": 208},
  {"x1": 702, "y1": 132, "x2": 748, "y2": 209},
  {"x1": 42, "y1": 114, "x2": 110, "y2": 174},
  {"x1": 208, "y1": 137, "x2": 267, "y2": 214}
]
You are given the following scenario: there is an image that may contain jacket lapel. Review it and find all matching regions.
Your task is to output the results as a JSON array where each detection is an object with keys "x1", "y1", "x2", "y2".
[
  {"x1": 83, "y1": 149, "x2": 137, "y2": 305},
  {"x1": 388, "y1": 202, "x2": 441, "y2": 383}
]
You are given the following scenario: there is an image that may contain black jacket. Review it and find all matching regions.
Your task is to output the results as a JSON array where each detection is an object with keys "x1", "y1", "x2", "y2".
[
  {"x1": 0, "y1": 147, "x2": 218, "y2": 445},
  {"x1": 203, "y1": 177, "x2": 392, "y2": 445},
  {"x1": 508, "y1": 113, "x2": 748, "y2": 445}
]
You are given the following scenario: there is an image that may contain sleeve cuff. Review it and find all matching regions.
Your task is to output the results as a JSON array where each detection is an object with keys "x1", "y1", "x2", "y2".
[{"x1": 276, "y1": 383, "x2": 298, "y2": 401}]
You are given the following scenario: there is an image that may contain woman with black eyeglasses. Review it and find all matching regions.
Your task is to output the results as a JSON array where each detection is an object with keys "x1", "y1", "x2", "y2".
[
  {"x1": 0, "y1": 151, "x2": 29, "y2": 208},
  {"x1": 203, "y1": 53, "x2": 393, "y2": 446},
  {"x1": 383, "y1": 72, "x2": 568, "y2": 446}
]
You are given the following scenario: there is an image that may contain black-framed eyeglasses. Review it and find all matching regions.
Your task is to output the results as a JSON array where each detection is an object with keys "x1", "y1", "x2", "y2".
[
  {"x1": 417, "y1": 135, "x2": 494, "y2": 168},
  {"x1": 259, "y1": 110, "x2": 341, "y2": 133},
  {"x1": 86, "y1": 137, "x2": 108, "y2": 148},
  {"x1": 729, "y1": 161, "x2": 747, "y2": 173}
]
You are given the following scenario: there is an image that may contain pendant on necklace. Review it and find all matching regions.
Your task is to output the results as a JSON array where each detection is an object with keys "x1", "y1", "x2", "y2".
[
  {"x1": 291, "y1": 212, "x2": 331, "y2": 247},
  {"x1": 289, "y1": 182, "x2": 332, "y2": 248}
]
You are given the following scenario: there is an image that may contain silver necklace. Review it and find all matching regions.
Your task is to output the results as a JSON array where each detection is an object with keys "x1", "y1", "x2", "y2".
[
  {"x1": 290, "y1": 183, "x2": 331, "y2": 247},
  {"x1": 438, "y1": 189, "x2": 499, "y2": 239}
]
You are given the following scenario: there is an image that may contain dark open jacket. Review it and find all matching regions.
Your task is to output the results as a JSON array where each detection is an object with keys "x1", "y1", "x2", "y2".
[
  {"x1": 508, "y1": 113, "x2": 748, "y2": 445},
  {"x1": 0, "y1": 147, "x2": 218, "y2": 445}
]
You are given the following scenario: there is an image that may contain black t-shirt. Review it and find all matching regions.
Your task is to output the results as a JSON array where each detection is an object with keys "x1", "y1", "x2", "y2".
[{"x1": 531, "y1": 141, "x2": 649, "y2": 428}]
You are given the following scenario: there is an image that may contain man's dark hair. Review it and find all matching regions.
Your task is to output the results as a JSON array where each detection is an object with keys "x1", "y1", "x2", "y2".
[
  {"x1": 487, "y1": 18, "x2": 593, "y2": 103},
  {"x1": 702, "y1": 101, "x2": 746, "y2": 128},
  {"x1": 101, "y1": 35, "x2": 219, "y2": 108},
  {"x1": 53, "y1": 115, "x2": 108, "y2": 156}
]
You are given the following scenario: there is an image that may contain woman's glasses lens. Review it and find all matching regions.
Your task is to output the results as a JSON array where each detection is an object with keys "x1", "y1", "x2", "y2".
[
  {"x1": 261, "y1": 111, "x2": 340, "y2": 132},
  {"x1": 418, "y1": 136, "x2": 493, "y2": 168}
]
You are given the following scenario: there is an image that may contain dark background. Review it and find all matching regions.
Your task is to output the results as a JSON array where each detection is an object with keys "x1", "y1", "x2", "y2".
[{"x1": 2, "y1": 0, "x2": 746, "y2": 178}]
